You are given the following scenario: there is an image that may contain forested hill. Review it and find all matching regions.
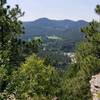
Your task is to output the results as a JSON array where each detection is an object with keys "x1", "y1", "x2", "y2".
[
  {"x1": 20, "y1": 18, "x2": 88, "y2": 69},
  {"x1": 21, "y1": 18, "x2": 88, "y2": 41}
]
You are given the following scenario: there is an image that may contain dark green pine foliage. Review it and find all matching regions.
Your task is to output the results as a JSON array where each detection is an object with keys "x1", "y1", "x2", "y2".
[
  {"x1": 0, "y1": 0, "x2": 47, "y2": 98},
  {"x1": 61, "y1": 5, "x2": 100, "y2": 100},
  {"x1": 16, "y1": 38, "x2": 42, "y2": 66},
  {"x1": 0, "y1": 0, "x2": 24, "y2": 70},
  {"x1": 0, "y1": 0, "x2": 24, "y2": 92},
  {"x1": 0, "y1": 0, "x2": 6, "y2": 5}
]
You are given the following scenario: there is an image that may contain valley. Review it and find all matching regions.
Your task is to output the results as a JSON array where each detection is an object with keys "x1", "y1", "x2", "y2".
[{"x1": 21, "y1": 18, "x2": 88, "y2": 68}]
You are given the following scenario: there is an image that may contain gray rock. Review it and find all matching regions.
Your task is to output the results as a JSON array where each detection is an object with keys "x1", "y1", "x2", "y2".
[{"x1": 90, "y1": 74, "x2": 100, "y2": 100}]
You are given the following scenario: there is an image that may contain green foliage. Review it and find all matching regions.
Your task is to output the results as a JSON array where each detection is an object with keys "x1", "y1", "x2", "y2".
[
  {"x1": 61, "y1": 5, "x2": 100, "y2": 100},
  {"x1": 95, "y1": 5, "x2": 100, "y2": 15},
  {"x1": 5, "y1": 54, "x2": 60, "y2": 99},
  {"x1": 0, "y1": 0, "x2": 25, "y2": 93},
  {"x1": 9, "y1": 38, "x2": 42, "y2": 67},
  {"x1": 0, "y1": 1, "x2": 46, "y2": 97},
  {"x1": 0, "y1": 0, "x2": 24, "y2": 70},
  {"x1": 0, "y1": 67, "x2": 6, "y2": 91},
  {"x1": 0, "y1": 1, "x2": 100, "y2": 100}
]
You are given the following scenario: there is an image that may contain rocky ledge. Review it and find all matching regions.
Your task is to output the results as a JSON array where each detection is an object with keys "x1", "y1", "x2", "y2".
[{"x1": 90, "y1": 73, "x2": 100, "y2": 100}]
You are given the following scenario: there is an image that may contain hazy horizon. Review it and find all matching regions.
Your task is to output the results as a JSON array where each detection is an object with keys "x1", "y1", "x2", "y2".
[
  {"x1": 22, "y1": 17, "x2": 89, "y2": 23},
  {"x1": 7, "y1": 0, "x2": 100, "y2": 21}
]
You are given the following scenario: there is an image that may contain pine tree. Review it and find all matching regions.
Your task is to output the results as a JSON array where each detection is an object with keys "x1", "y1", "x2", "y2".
[
  {"x1": 0, "y1": 0, "x2": 24, "y2": 92},
  {"x1": 5, "y1": 54, "x2": 60, "y2": 100},
  {"x1": 0, "y1": 0, "x2": 24, "y2": 70},
  {"x1": 61, "y1": 5, "x2": 100, "y2": 100}
]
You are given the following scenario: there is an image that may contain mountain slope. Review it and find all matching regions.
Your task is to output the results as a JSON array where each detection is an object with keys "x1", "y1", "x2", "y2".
[
  {"x1": 21, "y1": 18, "x2": 88, "y2": 41},
  {"x1": 20, "y1": 18, "x2": 88, "y2": 68}
]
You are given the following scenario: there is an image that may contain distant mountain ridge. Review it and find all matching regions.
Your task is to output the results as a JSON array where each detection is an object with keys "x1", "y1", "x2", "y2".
[
  {"x1": 32, "y1": 18, "x2": 87, "y2": 28},
  {"x1": 21, "y1": 18, "x2": 88, "y2": 41},
  {"x1": 21, "y1": 18, "x2": 88, "y2": 68}
]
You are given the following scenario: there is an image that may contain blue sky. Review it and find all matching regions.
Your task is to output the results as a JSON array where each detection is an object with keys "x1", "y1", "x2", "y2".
[{"x1": 7, "y1": 0, "x2": 100, "y2": 21}]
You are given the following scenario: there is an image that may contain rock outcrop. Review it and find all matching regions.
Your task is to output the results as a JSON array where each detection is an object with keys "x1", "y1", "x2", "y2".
[{"x1": 90, "y1": 74, "x2": 100, "y2": 100}]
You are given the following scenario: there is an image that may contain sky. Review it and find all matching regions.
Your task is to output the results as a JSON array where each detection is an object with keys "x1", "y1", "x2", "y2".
[{"x1": 7, "y1": 0, "x2": 100, "y2": 21}]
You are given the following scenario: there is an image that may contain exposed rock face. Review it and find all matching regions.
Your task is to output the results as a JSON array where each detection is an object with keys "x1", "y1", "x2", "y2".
[
  {"x1": 7, "y1": 94, "x2": 16, "y2": 100},
  {"x1": 52, "y1": 96, "x2": 58, "y2": 100},
  {"x1": 90, "y1": 74, "x2": 100, "y2": 100}
]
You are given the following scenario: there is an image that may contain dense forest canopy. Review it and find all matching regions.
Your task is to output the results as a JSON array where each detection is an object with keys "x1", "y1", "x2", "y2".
[{"x1": 0, "y1": 0, "x2": 100, "y2": 100}]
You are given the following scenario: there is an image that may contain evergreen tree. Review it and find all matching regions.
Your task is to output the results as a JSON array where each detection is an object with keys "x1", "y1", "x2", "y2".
[
  {"x1": 0, "y1": 0, "x2": 24, "y2": 70},
  {"x1": 5, "y1": 54, "x2": 60, "y2": 100},
  {"x1": 0, "y1": 0, "x2": 24, "y2": 93},
  {"x1": 61, "y1": 5, "x2": 100, "y2": 100},
  {"x1": 0, "y1": 1, "x2": 45, "y2": 98}
]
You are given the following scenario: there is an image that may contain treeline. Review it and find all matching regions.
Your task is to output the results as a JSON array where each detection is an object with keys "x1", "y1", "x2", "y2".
[
  {"x1": 0, "y1": 0, "x2": 61, "y2": 99},
  {"x1": 0, "y1": 0, "x2": 100, "y2": 100},
  {"x1": 60, "y1": 5, "x2": 100, "y2": 100}
]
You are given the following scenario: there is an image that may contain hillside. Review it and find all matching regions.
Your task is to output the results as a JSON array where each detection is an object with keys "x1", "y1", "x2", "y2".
[
  {"x1": 22, "y1": 18, "x2": 88, "y2": 41},
  {"x1": 20, "y1": 18, "x2": 88, "y2": 68}
]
